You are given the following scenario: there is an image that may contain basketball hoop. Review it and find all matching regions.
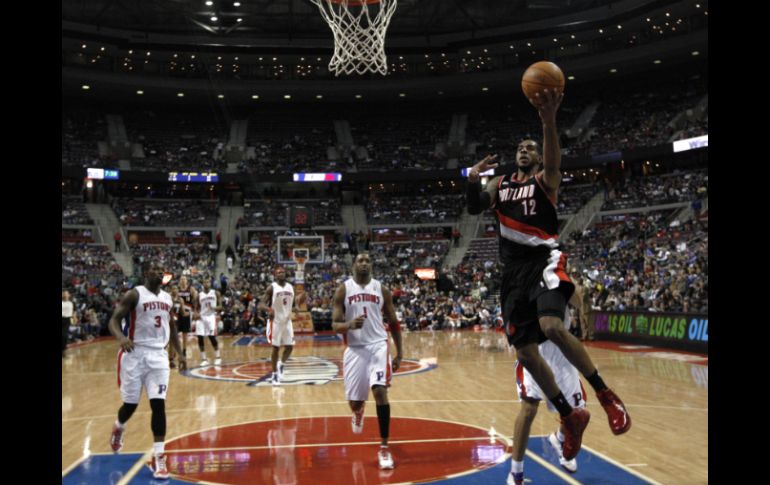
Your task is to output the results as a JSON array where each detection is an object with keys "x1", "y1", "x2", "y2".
[
  {"x1": 292, "y1": 248, "x2": 309, "y2": 285},
  {"x1": 309, "y1": 0, "x2": 398, "y2": 76},
  {"x1": 294, "y1": 256, "x2": 307, "y2": 274}
]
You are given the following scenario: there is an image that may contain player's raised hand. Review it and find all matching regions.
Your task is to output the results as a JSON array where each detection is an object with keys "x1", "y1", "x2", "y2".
[
  {"x1": 469, "y1": 154, "x2": 499, "y2": 182},
  {"x1": 533, "y1": 88, "x2": 564, "y2": 123},
  {"x1": 349, "y1": 315, "x2": 366, "y2": 330}
]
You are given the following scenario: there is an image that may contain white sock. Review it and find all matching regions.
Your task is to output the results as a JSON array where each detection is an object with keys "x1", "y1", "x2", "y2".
[
  {"x1": 511, "y1": 460, "x2": 524, "y2": 474},
  {"x1": 115, "y1": 420, "x2": 125, "y2": 430},
  {"x1": 216, "y1": 349, "x2": 221, "y2": 358},
  {"x1": 556, "y1": 430, "x2": 565, "y2": 442},
  {"x1": 153, "y1": 442, "x2": 165, "y2": 456}
]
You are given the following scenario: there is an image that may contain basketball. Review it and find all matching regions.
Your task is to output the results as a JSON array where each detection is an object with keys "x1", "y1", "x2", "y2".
[{"x1": 522, "y1": 61, "x2": 565, "y2": 104}]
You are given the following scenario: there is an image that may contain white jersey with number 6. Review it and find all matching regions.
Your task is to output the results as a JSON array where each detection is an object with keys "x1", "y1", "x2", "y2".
[
  {"x1": 271, "y1": 282, "x2": 295, "y2": 324},
  {"x1": 343, "y1": 277, "x2": 387, "y2": 347}
]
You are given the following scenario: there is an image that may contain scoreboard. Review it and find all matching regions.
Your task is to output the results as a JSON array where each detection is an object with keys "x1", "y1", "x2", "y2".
[
  {"x1": 168, "y1": 172, "x2": 219, "y2": 183},
  {"x1": 288, "y1": 206, "x2": 313, "y2": 229}
]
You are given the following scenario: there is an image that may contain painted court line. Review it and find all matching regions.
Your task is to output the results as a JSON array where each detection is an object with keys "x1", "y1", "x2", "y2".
[
  {"x1": 525, "y1": 450, "x2": 582, "y2": 484},
  {"x1": 62, "y1": 400, "x2": 706, "y2": 422},
  {"x1": 115, "y1": 450, "x2": 151, "y2": 485},
  {"x1": 61, "y1": 454, "x2": 89, "y2": 476},
  {"x1": 165, "y1": 435, "x2": 506, "y2": 454},
  {"x1": 581, "y1": 444, "x2": 665, "y2": 485}
]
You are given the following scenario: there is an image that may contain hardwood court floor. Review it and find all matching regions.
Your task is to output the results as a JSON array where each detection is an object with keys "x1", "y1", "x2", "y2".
[{"x1": 62, "y1": 330, "x2": 707, "y2": 484}]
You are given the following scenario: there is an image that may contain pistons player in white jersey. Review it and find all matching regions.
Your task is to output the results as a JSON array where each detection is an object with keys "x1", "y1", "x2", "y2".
[
  {"x1": 332, "y1": 253, "x2": 403, "y2": 470},
  {"x1": 107, "y1": 261, "x2": 186, "y2": 480},
  {"x1": 260, "y1": 267, "x2": 307, "y2": 385},
  {"x1": 194, "y1": 279, "x2": 222, "y2": 366},
  {"x1": 510, "y1": 292, "x2": 587, "y2": 484}
]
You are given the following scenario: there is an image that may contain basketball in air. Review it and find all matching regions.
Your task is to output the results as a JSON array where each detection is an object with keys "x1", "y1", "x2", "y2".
[{"x1": 521, "y1": 61, "x2": 565, "y2": 105}]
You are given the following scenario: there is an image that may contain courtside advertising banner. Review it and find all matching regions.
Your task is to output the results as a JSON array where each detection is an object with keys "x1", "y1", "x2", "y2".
[{"x1": 592, "y1": 311, "x2": 708, "y2": 353}]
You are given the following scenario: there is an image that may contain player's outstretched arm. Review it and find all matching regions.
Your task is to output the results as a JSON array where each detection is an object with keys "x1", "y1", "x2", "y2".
[
  {"x1": 536, "y1": 89, "x2": 564, "y2": 192},
  {"x1": 467, "y1": 155, "x2": 500, "y2": 215},
  {"x1": 382, "y1": 286, "x2": 403, "y2": 371},
  {"x1": 108, "y1": 289, "x2": 138, "y2": 352},
  {"x1": 332, "y1": 284, "x2": 364, "y2": 333}
]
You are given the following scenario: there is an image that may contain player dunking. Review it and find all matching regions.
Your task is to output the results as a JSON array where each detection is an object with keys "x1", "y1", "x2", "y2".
[
  {"x1": 260, "y1": 267, "x2": 307, "y2": 385},
  {"x1": 466, "y1": 88, "x2": 630, "y2": 474},
  {"x1": 332, "y1": 253, "x2": 403, "y2": 470},
  {"x1": 107, "y1": 261, "x2": 186, "y2": 480},
  {"x1": 194, "y1": 279, "x2": 222, "y2": 366}
]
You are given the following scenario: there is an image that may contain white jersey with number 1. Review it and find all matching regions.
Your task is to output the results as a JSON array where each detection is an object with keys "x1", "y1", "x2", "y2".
[{"x1": 343, "y1": 277, "x2": 387, "y2": 347}]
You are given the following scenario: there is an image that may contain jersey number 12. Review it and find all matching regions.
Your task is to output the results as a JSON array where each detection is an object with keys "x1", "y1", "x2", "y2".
[{"x1": 522, "y1": 199, "x2": 537, "y2": 216}]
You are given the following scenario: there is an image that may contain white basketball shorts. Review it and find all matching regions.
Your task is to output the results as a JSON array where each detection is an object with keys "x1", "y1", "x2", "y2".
[
  {"x1": 117, "y1": 346, "x2": 170, "y2": 404},
  {"x1": 343, "y1": 340, "x2": 391, "y2": 402},
  {"x1": 195, "y1": 315, "x2": 217, "y2": 337},
  {"x1": 515, "y1": 341, "x2": 586, "y2": 412},
  {"x1": 267, "y1": 318, "x2": 295, "y2": 347}
]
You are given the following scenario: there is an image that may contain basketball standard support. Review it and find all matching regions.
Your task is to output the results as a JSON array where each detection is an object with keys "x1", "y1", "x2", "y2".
[{"x1": 276, "y1": 240, "x2": 321, "y2": 333}]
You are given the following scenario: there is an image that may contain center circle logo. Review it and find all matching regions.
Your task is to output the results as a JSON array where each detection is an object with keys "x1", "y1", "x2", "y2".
[{"x1": 184, "y1": 355, "x2": 437, "y2": 386}]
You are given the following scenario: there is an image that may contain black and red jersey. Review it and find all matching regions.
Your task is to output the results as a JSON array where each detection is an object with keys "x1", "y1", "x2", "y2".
[{"x1": 492, "y1": 171, "x2": 560, "y2": 265}]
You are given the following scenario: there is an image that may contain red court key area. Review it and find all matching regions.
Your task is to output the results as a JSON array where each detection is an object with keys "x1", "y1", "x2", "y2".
[{"x1": 164, "y1": 416, "x2": 508, "y2": 484}]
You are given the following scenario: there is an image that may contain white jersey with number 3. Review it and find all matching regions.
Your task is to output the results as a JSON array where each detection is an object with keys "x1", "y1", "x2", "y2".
[
  {"x1": 344, "y1": 277, "x2": 387, "y2": 347},
  {"x1": 129, "y1": 285, "x2": 173, "y2": 349},
  {"x1": 271, "y1": 282, "x2": 295, "y2": 324}
]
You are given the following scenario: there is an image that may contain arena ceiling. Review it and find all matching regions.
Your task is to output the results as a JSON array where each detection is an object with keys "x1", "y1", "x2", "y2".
[
  {"x1": 63, "y1": 0, "x2": 619, "y2": 40},
  {"x1": 61, "y1": 0, "x2": 706, "y2": 103}
]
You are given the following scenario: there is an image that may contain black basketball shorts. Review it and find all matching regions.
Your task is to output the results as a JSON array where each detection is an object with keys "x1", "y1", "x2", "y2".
[
  {"x1": 500, "y1": 249, "x2": 575, "y2": 349},
  {"x1": 177, "y1": 315, "x2": 191, "y2": 333}
]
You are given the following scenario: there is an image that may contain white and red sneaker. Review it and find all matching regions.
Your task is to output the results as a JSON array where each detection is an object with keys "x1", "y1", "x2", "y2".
[
  {"x1": 110, "y1": 423, "x2": 124, "y2": 453},
  {"x1": 378, "y1": 446, "x2": 394, "y2": 469},
  {"x1": 351, "y1": 406, "x2": 365, "y2": 434},
  {"x1": 152, "y1": 454, "x2": 170, "y2": 480},
  {"x1": 548, "y1": 432, "x2": 577, "y2": 473}
]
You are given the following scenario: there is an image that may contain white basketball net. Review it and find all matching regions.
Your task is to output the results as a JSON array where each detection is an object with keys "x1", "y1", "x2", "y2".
[{"x1": 309, "y1": 0, "x2": 397, "y2": 76}]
